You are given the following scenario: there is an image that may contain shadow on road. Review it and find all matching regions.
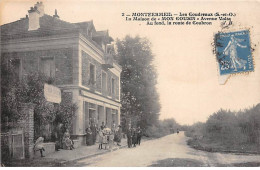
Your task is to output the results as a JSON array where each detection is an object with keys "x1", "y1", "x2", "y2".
[
  {"x1": 149, "y1": 158, "x2": 206, "y2": 167},
  {"x1": 149, "y1": 158, "x2": 260, "y2": 167}
]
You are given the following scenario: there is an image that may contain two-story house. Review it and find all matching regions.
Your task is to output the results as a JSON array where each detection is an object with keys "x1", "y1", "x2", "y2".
[{"x1": 0, "y1": 2, "x2": 122, "y2": 145}]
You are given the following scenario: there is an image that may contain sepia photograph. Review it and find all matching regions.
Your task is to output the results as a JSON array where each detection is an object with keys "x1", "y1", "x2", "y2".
[{"x1": 0, "y1": 0, "x2": 260, "y2": 167}]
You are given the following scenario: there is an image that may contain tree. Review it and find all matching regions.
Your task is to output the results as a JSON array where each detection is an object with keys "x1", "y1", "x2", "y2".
[
  {"x1": 161, "y1": 119, "x2": 180, "y2": 130},
  {"x1": 116, "y1": 35, "x2": 161, "y2": 129},
  {"x1": 1, "y1": 62, "x2": 53, "y2": 130}
]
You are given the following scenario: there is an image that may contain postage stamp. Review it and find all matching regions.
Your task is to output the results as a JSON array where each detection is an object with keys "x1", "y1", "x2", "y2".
[{"x1": 215, "y1": 30, "x2": 254, "y2": 75}]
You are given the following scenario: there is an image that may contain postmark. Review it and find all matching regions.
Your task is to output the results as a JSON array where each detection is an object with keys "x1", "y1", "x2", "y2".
[{"x1": 215, "y1": 30, "x2": 254, "y2": 75}]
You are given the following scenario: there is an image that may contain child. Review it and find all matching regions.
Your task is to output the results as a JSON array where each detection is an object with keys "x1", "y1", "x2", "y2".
[
  {"x1": 102, "y1": 128, "x2": 109, "y2": 150},
  {"x1": 103, "y1": 134, "x2": 109, "y2": 149},
  {"x1": 109, "y1": 132, "x2": 114, "y2": 150},
  {"x1": 34, "y1": 137, "x2": 45, "y2": 157},
  {"x1": 63, "y1": 129, "x2": 74, "y2": 150},
  {"x1": 98, "y1": 129, "x2": 103, "y2": 149}
]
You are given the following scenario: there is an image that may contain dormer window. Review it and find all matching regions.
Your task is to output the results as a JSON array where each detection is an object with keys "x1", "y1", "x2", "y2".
[{"x1": 88, "y1": 29, "x2": 93, "y2": 38}]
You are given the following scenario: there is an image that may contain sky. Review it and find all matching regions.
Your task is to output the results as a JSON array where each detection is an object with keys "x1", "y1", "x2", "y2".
[{"x1": 1, "y1": 0, "x2": 260, "y2": 125}]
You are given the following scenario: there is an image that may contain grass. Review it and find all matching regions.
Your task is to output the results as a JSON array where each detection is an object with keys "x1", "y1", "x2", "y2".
[
  {"x1": 232, "y1": 162, "x2": 260, "y2": 167},
  {"x1": 187, "y1": 137, "x2": 260, "y2": 154}
]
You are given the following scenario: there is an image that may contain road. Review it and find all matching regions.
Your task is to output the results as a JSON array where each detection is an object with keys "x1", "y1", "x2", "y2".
[{"x1": 71, "y1": 132, "x2": 260, "y2": 167}]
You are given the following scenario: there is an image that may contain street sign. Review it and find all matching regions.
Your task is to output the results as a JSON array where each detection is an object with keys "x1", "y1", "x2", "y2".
[{"x1": 44, "y1": 83, "x2": 61, "y2": 103}]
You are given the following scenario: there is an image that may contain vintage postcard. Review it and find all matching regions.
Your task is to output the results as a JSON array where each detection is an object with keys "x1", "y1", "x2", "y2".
[{"x1": 1, "y1": 0, "x2": 260, "y2": 167}]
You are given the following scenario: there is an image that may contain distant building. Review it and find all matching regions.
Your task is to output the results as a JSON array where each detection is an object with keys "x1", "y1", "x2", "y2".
[{"x1": 1, "y1": 2, "x2": 122, "y2": 145}]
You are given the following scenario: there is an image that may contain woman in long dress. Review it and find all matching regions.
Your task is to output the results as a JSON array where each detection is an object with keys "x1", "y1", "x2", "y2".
[
  {"x1": 223, "y1": 34, "x2": 247, "y2": 71},
  {"x1": 86, "y1": 127, "x2": 93, "y2": 146}
]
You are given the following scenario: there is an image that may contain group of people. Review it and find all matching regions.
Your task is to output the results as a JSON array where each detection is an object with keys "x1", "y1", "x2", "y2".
[
  {"x1": 85, "y1": 121, "x2": 122, "y2": 150},
  {"x1": 126, "y1": 125, "x2": 143, "y2": 148},
  {"x1": 34, "y1": 128, "x2": 75, "y2": 157},
  {"x1": 34, "y1": 122, "x2": 143, "y2": 157},
  {"x1": 97, "y1": 121, "x2": 122, "y2": 150}
]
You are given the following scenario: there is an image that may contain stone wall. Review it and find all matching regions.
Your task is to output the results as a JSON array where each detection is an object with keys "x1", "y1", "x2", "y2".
[{"x1": 17, "y1": 103, "x2": 35, "y2": 159}]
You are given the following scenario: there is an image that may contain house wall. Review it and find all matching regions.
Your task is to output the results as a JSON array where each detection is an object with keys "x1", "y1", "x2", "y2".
[
  {"x1": 81, "y1": 50, "x2": 119, "y2": 100},
  {"x1": 65, "y1": 87, "x2": 121, "y2": 145},
  {"x1": 1, "y1": 33, "x2": 122, "y2": 147},
  {"x1": 76, "y1": 44, "x2": 121, "y2": 144},
  {"x1": 1, "y1": 48, "x2": 74, "y2": 85}
]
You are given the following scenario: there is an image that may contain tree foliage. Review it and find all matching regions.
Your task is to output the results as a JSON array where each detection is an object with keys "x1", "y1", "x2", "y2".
[
  {"x1": 186, "y1": 104, "x2": 260, "y2": 145},
  {"x1": 1, "y1": 61, "x2": 22, "y2": 124},
  {"x1": 115, "y1": 35, "x2": 161, "y2": 129},
  {"x1": 1, "y1": 59, "x2": 77, "y2": 138},
  {"x1": 143, "y1": 118, "x2": 181, "y2": 138},
  {"x1": 53, "y1": 92, "x2": 78, "y2": 130}
]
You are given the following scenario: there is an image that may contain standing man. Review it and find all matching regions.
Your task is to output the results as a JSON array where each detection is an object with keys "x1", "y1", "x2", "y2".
[
  {"x1": 137, "y1": 126, "x2": 142, "y2": 146},
  {"x1": 100, "y1": 122, "x2": 105, "y2": 130},
  {"x1": 126, "y1": 124, "x2": 132, "y2": 148},
  {"x1": 132, "y1": 128, "x2": 137, "y2": 147},
  {"x1": 55, "y1": 123, "x2": 64, "y2": 150},
  {"x1": 112, "y1": 121, "x2": 116, "y2": 133},
  {"x1": 116, "y1": 125, "x2": 122, "y2": 146}
]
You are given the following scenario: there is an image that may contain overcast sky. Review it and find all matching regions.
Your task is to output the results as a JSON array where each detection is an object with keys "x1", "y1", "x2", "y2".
[{"x1": 1, "y1": 0, "x2": 260, "y2": 125}]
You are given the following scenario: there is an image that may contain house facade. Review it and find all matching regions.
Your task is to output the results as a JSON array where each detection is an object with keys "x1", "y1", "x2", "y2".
[{"x1": 1, "y1": 2, "x2": 122, "y2": 144}]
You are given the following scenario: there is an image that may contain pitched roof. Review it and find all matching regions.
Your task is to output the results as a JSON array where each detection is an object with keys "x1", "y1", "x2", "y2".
[
  {"x1": 94, "y1": 30, "x2": 108, "y2": 37},
  {"x1": 92, "y1": 30, "x2": 114, "y2": 43},
  {"x1": 40, "y1": 14, "x2": 79, "y2": 30},
  {"x1": 1, "y1": 14, "x2": 79, "y2": 33},
  {"x1": 0, "y1": 14, "x2": 80, "y2": 40},
  {"x1": 0, "y1": 17, "x2": 29, "y2": 35},
  {"x1": 74, "y1": 20, "x2": 96, "y2": 33},
  {"x1": 0, "y1": 14, "x2": 113, "y2": 53}
]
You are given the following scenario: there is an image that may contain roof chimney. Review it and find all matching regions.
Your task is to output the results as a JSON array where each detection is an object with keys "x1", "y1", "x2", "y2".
[
  {"x1": 28, "y1": 6, "x2": 40, "y2": 31},
  {"x1": 34, "y1": 2, "x2": 44, "y2": 17},
  {"x1": 53, "y1": 9, "x2": 59, "y2": 19}
]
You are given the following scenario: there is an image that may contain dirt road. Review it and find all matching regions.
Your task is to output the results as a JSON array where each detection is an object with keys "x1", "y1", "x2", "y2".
[{"x1": 71, "y1": 132, "x2": 260, "y2": 167}]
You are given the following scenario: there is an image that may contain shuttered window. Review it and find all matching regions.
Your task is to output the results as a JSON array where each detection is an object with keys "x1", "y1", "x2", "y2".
[{"x1": 41, "y1": 57, "x2": 54, "y2": 77}]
